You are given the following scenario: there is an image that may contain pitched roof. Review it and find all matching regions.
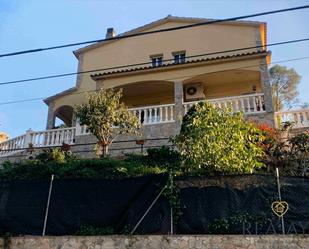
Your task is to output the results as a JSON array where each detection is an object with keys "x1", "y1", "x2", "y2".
[
  {"x1": 73, "y1": 15, "x2": 265, "y2": 58},
  {"x1": 91, "y1": 50, "x2": 269, "y2": 79}
]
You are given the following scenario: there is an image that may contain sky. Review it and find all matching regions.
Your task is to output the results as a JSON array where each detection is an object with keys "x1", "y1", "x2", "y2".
[{"x1": 0, "y1": 0, "x2": 308, "y2": 138}]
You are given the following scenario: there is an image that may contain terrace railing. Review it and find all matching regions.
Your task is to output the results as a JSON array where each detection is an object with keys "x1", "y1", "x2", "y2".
[
  {"x1": 0, "y1": 127, "x2": 76, "y2": 157},
  {"x1": 0, "y1": 94, "x2": 268, "y2": 158},
  {"x1": 184, "y1": 93, "x2": 265, "y2": 115},
  {"x1": 275, "y1": 108, "x2": 309, "y2": 129}
]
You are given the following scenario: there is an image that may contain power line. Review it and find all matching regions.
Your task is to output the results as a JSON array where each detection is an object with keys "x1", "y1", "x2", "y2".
[
  {"x1": 0, "y1": 5, "x2": 308, "y2": 58},
  {"x1": 0, "y1": 37, "x2": 309, "y2": 87},
  {"x1": 0, "y1": 55, "x2": 308, "y2": 107}
]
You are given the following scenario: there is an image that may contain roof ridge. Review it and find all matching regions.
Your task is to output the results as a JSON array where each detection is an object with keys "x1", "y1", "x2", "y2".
[{"x1": 73, "y1": 15, "x2": 263, "y2": 57}]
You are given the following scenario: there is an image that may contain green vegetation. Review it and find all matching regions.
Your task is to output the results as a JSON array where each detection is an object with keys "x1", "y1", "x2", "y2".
[
  {"x1": 173, "y1": 102, "x2": 265, "y2": 174},
  {"x1": 125, "y1": 146, "x2": 181, "y2": 171},
  {"x1": 208, "y1": 212, "x2": 268, "y2": 234},
  {"x1": 269, "y1": 64, "x2": 301, "y2": 111},
  {"x1": 76, "y1": 225, "x2": 114, "y2": 235},
  {"x1": 1, "y1": 103, "x2": 307, "y2": 180},
  {"x1": 0, "y1": 153, "x2": 165, "y2": 180},
  {"x1": 74, "y1": 88, "x2": 140, "y2": 157},
  {"x1": 256, "y1": 123, "x2": 309, "y2": 176}
]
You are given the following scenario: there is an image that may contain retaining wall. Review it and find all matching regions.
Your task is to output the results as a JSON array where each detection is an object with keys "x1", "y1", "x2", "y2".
[{"x1": 1, "y1": 235, "x2": 309, "y2": 249}]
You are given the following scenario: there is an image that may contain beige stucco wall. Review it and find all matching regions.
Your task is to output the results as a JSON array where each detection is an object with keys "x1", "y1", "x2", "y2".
[
  {"x1": 3, "y1": 235, "x2": 309, "y2": 249},
  {"x1": 78, "y1": 21, "x2": 258, "y2": 91},
  {"x1": 46, "y1": 18, "x2": 272, "y2": 128},
  {"x1": 98, "y1": 57, "x2": 261, "y2": 88},
  {"x1": 51, "y1": 56, "x2": 263, "y2": 113}
]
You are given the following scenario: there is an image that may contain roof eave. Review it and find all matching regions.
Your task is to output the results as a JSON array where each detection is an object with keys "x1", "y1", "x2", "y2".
[
  {"x1": 43, "y1": 87, "x2": 77, "y2": 105},
  {"x1": 91, "y1": 51, "x2": 270, "y2": 80}
]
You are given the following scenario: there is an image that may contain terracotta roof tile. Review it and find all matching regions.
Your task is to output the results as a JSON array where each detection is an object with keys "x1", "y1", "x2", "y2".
[{"x1": 91, "y1": 50, "x2": 268, "y2": 78}]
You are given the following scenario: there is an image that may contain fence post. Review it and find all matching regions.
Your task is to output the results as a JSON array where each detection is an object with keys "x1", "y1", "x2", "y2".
[
  {"x1": 130, "y1": 185, "x2": 166, "y2": 235},
  {"x1": 275, "y1": 168, "x2": 285, "y2": 235},
  {"x1": 75, "y1": 122, "x2": 82, "y2": 136},
  {"x1": 24, "y1": 128, "x2": 33, "y2": 147},
  {"x1": 42, "y1": 174, "x2": 54, "y2": 236},
  {"x1": 170, "y1": 207, "x2": 173, "y2": 235}
]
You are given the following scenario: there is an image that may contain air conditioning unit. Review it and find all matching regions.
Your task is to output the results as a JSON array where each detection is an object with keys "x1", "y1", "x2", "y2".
[{"x1": 184, "y1": 83, "x2": 205, "y2": 101}]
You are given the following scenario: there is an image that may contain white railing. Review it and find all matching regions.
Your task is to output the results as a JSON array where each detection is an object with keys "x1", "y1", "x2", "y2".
[
  {"x1": 0, "y1": 94, "x2": 268, "y2": 157},
  {"x1": 0, "y1": 134, "x2": 26, "y2": 157},
  {"x1": 0, "y1": 127, "x2": 76, "y2": 158},
  {"x1": 184, "y1": 93, "x2": 265, "y2": 115},
  {"x1": 29, "y1": 127, "x2": 76, "y2": 147},
  {"x1": 76, "y1": 103, "x2": 176, "y2": 136},
  {"x1": 275, "y1": 108, "x2": 309, "y2": 129},
  {"x1": 129, "y1": 103, "x2": 175, "y2": 125},
  {"x1": 76, "y1": 123, "x2": 91, "y2": 136}
]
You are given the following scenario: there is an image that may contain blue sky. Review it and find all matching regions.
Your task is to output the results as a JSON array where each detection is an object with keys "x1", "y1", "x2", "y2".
[{"x1": 0, "y1": 0, "x2": 308, "y2": 138}]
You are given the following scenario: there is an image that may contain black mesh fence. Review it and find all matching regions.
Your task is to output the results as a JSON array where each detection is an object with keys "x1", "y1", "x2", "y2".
[
  {"x1": 177, "y1": 175, "x2": 309, "y2": 234},
  {"x1": 0, "y1": 174, "x2": 308, "y2": 235}
]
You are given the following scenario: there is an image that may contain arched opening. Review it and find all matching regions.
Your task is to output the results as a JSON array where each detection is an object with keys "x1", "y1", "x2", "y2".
[{"x1": 54, "y1": 105, "x2": 74, "y2": 127}]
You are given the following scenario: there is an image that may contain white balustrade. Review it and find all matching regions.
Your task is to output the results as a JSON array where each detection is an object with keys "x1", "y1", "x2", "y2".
[
  {"x1": 0, "y1": 134, "x2": 26, "y2": 157},
  {"x1": 0, "y1": 94, "x2": 269, "y2": 158},
  {"x1": 76, "y1": 123, "x2": 91, "y2": 136},
  {"x1": 76, "y1": 103, "x2": 175, "y2": 136},
  {"x1": 0, "y1": 127, "x2": 76, "y2": 158},
  {"x1": 275, "y1": 109, "x2": 309, "y2": 129},
  {"x1": 129, "y1": 103, "x2": 175, "y2": 125},
  {"x1": 183, "y1": 93, "x2": 266, "y2": 115},
  {"x1": 29, "y1": 127, "x2": 76, "y2": 147}
]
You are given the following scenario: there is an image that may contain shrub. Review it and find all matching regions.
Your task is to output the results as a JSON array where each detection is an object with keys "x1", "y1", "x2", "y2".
[
  {"x1": 146, "y1": 146, "x2": 181, "y2": 170},
  {"x1": 285, "y1": 132, "x2": 309, "y2": 175},
  {"x1": 35, "y1": 148, "x2": 66, "y2": 164},
  {"x1": 173, "y1": 102, "x2": 265, "y2": 174},
  {"x1": 255, "y1": 122, "x2": 309, "y2": 175},
  {"x1": 34, "y1": 148, "x2": 78, "y2": 164},
  {"x1": 125, "y1": 146, "x2": 181, "y2": 173},
  {"x1": 208, "y1": 213, "x2": 268, "y2": 234},
  {"x1": 76, "y1": 225, "x2": 114, "y2": 235},
  {"x1": 0, "y1": 158, "x2": 166, "y2": 180}
]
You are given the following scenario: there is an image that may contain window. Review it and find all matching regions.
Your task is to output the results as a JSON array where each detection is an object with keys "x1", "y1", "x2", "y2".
[
  {"x1": 150, "y1": 54, "x2": 163, "y2": 67},
  {"x1": 151, "y1": 57, "x2": 163, "y2": 67},
  {"x1": 173, "y1": 51, "x2": 186, "y2": 64}
]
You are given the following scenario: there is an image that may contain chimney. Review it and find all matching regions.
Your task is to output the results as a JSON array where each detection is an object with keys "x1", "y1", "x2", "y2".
[{"x1": 106, "y1": 28, "x2": 116, "y2": 39}]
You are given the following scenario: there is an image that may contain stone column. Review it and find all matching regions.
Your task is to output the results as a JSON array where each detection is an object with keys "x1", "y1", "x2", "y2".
[
  {"x1": 173, "y1": 81, "x2": 184, "y2": 135},
  {"x1": 96, "y1": 79, "x2": 103, "y2": 90},
  {"x1": 259, "y1": 58, "x2": 274, "y2": 113},
  {"x1": 46, "y1": 102, "x2": 55, "y2": 130},
  {"x1": 259, "y1": 58, "x2": 275, "y2": 126}
]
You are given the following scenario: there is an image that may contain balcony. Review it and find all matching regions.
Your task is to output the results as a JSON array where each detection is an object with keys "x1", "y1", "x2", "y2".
[{"x1": 0, "y1": 93, "x2": 266, "y2": 158}]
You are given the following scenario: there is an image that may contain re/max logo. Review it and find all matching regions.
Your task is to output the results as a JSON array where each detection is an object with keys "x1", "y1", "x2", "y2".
[{"x1": 242, "y1": 219, "x2": 308, "y2": 235}]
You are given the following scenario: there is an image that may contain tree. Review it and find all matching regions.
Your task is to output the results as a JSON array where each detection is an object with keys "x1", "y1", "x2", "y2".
[
  {"x1": 173, "y1": 102, "x2": 265, "y2": 174},
  {"x1": 74, "y1": 88, "x2": 140, "y2": 157},
  {"x1": 269, "y1": 65, "x2": 301, "y2": 111}
]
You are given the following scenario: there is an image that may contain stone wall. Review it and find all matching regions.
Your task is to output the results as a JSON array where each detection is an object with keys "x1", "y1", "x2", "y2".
[
  {"x1": 1, "y1": 235, "x2": 308, "y2": 249},
  {"x1": 246, "y1": 112, "x2": 275, "y2": 127},
  {"x1": 73, "y1": 122, "x2": 176, "y2": 158},
  {"x1": 0, "y1": 110, "x2": 276, "y2": 163}
]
